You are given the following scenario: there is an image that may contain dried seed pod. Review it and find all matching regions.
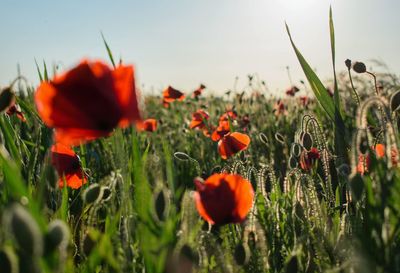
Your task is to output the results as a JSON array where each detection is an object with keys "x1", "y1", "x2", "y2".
[
  {"x1": 390, "y1": 90, "x2": 400, "y2": 112},
  {"x1": 234, "y1": 243, "x2": 250, "y2": 266},
  {"x1": 3, "y1": 204, "x2": 43, "y2": 257},
  {"x1": 45, "y1": 220, "x2": 70, "y2": 254},
  {"x1": 352, "y1": 62, "x2": 367, "y2": 74},
  {"x1": 0, "y1": 247, "x2": 19, "y2": 273},
  {"x1": 82, "y1": 184, "x2": 103, "y2": 204},
  {"x1": 300, "y1": 132, "x2": 313, "y2": 151},
  {"x1": 288, "y1": 156, "x2": 298, "y2": 169},
  {"x1": 0, "y1": 88, "x2": 15, "y2": 113}
]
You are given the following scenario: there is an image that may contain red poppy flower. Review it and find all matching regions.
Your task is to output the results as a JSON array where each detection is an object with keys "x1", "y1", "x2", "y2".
[
  {"x1": 162, "y1": 86, "x2": 185, "y2": 102},
  {"x1": 356, "y1": 144, "x2": 398, "y2": 175},
  {"x1": 240, "y1": 114, "x2": 250, "y2": 129},
  {"x1": 218, "y1": 132, "x2": 250, "y2": 159},
  {"x1": 299, "y1": 96, "x2": 309, "y2": 107},
  {"x1": 50, "y1": 143, "x2": 87, "y2": 189},
  {"x1": 6, "y1": 103, "x2": 26, "y2": 122},
  {"x1": 189, "y1": 109, "x2": 209, "y2": 130},
  {"x1": 285, "y1": 86, "x2": 299, "y2": 97},
  {"x1": 211, "y1": 121, "x2": 231, "y2": 141},
  {"x1": 273, "y1": 100, "x2": 287, "y2": 116},
  {"x1": 219, "y1": 110, "x2": 238, "y2": 122},
  {"x1": 35, "y1": 60, "x2": 141, "y2": 146},
  {"x1": 136, "y1": 118, "x2": 157, "y2": 132},
  {"x1": 300, "y1": 147, "x2": 320, "y2": 171},
  {"x1": 194, "y1": 173, "x2": 254, "y2": 225},
  {"x1": 192, "y1": 84, "x2": 206, "y2": 98}
]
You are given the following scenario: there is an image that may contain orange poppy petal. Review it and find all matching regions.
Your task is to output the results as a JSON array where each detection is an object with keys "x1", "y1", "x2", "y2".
[
  {"x1": 58, "y1": 172, "x2": 87, "y2": 189},
  {"x1": 112, "y1": 65, "x2": 141, "y2": 127},
  {"x1": 218, "y1": 132, "x2": 250, "y2": 159},
  {"x1": 54, "y1": 128, "x2": 112, "y2": 147},
  {"x1": 194, "y1": 174, "x2": 254, "y2": 225}
]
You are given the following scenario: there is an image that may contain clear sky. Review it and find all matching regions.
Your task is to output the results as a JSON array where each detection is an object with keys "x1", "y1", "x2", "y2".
[{"x1": 1, "y1": 0, "x2": 399, "y2": 95}]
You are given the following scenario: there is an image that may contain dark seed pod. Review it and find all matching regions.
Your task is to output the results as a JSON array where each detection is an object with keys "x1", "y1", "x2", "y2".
[
  {"x1": 234, "y1": 243, "x2": 250, "y2": 266},
  {"x1": 345, "y1": 59, "x2": 352, "y2": 70},
  {"x1": 291, "y1": 143, "x2": 302, "y2": 157},
  {"x1": 352, "y1": 62, "x2": 367, "y2": 74},
  {"x1": 3, "y1": 204, "x2": 43, "y2": 257},
  {"x1": 350, "y1": 174, "x2": 364, "y2": 201},
  {"x1": 45, "y1": 220, "x2": 70, "y2": 254},
  {"x1": 154, "y1": 188, "x2": 168, "y2": 222},
  {"x1": 390, "y1": 91, "x2": 400, "y2": 112},
  {"x1": 0, "y1": 247, "x2": 19, "y2": 273},
  {"x1": 180, "y1": 244, "x2": 199, "y2": 266},
  {"x1": 288, "y1": 156, "x2": 298, "y2": 169},
  {"x1": 300, "y1": 132, "x2": 313, "y2": 151},
  {"x1": 82, "y1": 184, "x2": 103, "y2": 204},
  {"x1": 0, "y1": 88, "x2": 15, "y2": 113}
]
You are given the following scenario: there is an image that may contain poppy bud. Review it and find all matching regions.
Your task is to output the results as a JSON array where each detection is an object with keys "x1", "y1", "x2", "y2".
[
  {"x1": 350, "y1": 174, "x2": 364, "y2": 201},
  {"x1": 0, "y1": 247, "x2": 19, "y2": 273},
  {"x1": 345, "y1": 59, "x2": 352, "y2": 70},
  {"x1": 154, "y1": 188, "x2": 169, "y2": 222},
  {"x1": 45, "y1": 220, "x2": 70, "y2": 254},
  {"x1": 0, "y1": 88, "x2": 15, "y2": 113},
  {"x1": 234, "y1": 243, "x2": 250, "y2": 265},
  {"x1": 3, "y1": 204, "x2": 43, "y2": 257},
  {"x1": 352, "y1": 62, "x2": 367, "y2": 73},
  {"x1": 81, "y1": 233, "x2": 96, "y2": 257},
  {"x1": 390, "y1": 91, "x2": 400, "y2": 112},
  {"x1": 300, "y1": 132, "x2": 313, "y2": 151},
  {"x1": 291, "y1": 143, "x2": 302, "y2": 157},
  {"x1": 82, "y1": 184, "x2": 103, "y2": 204},
  {"x1": 179, "y1": 244, "x2": 199, "y2": 266},
  {"x1": 101, "y1": 186, "x2": 112, "y2": 202},
  {"x1": 288, "y1": 156, "x2": 298, "y2": 169}
]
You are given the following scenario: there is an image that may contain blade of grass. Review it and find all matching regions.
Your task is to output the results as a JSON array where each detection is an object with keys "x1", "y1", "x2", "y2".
[
  {"x1": 34, "y1": 59, "x2": 43, "y2": 82},
  {"x1": 101, "y1": 32, "x2": 116, "y2": 69}
]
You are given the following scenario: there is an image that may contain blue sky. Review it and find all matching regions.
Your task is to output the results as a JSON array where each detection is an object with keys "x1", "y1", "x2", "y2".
[{"x1": 1, "y1": 0, "x2": 399, "y2": 95}]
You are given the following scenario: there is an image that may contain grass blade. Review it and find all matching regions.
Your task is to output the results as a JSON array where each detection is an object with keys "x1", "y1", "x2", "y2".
[{"x1": 101, "y1": 32, "x2": 116, "y2": 69}]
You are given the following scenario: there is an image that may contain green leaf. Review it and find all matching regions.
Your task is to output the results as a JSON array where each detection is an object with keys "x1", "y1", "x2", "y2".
[
  {"x1": 329, "y1": 7, "x2": 348, "y2": 164},
  {"x1": 34, "y1": 59, "x2": 43, "y2": 82},
  {"x1": 286, "y1": 23, "x2": 337, "y2": 122}
]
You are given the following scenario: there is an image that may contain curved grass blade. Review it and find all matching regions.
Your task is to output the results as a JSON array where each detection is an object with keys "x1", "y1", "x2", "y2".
[{"x1": 286, "y1": 23, "x2": 338, "y2": 123}]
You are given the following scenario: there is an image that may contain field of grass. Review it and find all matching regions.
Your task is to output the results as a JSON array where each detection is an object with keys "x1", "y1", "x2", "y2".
[{"x1": 1, "y1": 9, "x2": 400, "y2": 273}]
